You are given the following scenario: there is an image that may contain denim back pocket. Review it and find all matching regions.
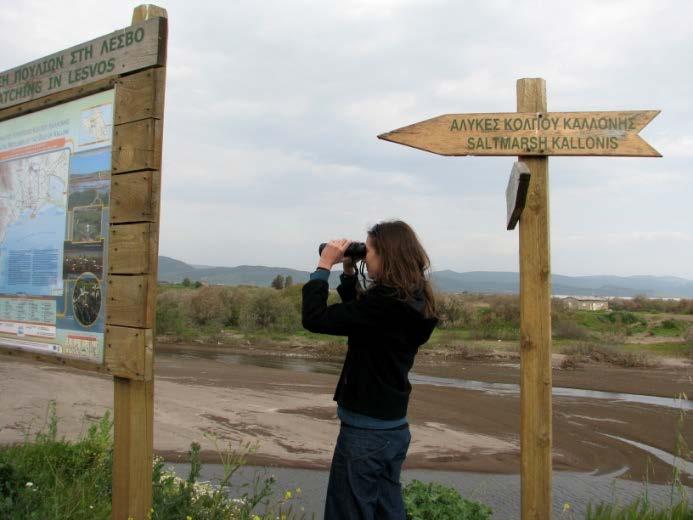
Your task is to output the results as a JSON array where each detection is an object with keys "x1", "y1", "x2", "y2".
[{"x1": 337, "y1": 426, "x2": 391, "y2": 462}]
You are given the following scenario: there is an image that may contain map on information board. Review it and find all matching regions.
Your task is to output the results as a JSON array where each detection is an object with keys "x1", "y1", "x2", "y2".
[{"x1": 0, "y1": 90, "x2": 114, "y2": 363}]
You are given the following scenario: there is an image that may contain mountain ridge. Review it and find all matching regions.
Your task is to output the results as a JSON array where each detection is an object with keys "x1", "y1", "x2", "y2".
[{"x1": 157, "y1": 256, "x2": 693, "y2": 298}]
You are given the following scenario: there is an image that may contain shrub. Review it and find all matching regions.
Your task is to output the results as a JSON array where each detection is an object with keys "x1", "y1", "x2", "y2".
[
  {"x1": 190, "y1": 286, "x2": 225, "y2": 325},
  {"x1": 651, "y1": 319, "x2": 687, "y2": 337},
  {"x1": 661, "y1": 319, "x2": 680, "y2": 329},
  {"x1": 435, "y1": 294, "x2": 473, "y2": 329},
  {"x1": 156, "y1": 300, "x2": 187, "y2": 335},
  {"x1": 218, "y1": 286, "x2": 250, "y2": 327},
  {"x1": 553, "y1": 319, "x2": 590, "y2": 340},
  {"x1": 239, "y1": 289, "x2": 301, "y2": 333},
  {"x1": 403, "y1": 479, "x2": 492, "y2": 519}
]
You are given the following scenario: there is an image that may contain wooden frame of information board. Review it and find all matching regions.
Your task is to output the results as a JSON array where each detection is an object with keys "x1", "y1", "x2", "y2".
[{"x1": 0, "y1": 5, "x2": 167, "y2": 519}]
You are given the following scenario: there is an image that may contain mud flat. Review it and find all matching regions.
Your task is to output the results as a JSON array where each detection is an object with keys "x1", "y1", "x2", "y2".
[{"x1": 0, "y1": 345, "x2": 690, "y2": 487}]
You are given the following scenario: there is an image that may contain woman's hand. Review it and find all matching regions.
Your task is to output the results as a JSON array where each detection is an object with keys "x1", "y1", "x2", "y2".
[
  {"x1": 343, "y1": 256, "x2": 356, "y2": 275},
  {"x1": 318, "y1": 239, "x2": 352, "y2": 271}
]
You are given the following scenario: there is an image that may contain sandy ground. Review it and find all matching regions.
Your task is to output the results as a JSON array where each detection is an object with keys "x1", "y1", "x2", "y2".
[{"x1": 0, "y1": 348, "x2": 691, "y2": 486}]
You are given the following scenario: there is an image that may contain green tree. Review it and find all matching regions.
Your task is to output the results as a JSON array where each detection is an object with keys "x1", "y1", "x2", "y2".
[
  {"x1": 271, "y1": 274, "x2": 285, "y2": 290},
  {"x1": 182, "y1": 277, "x2": 191, "y2": 287},
  {"x1": 284, "y1": 275, "x2": 293, "y2": 288}
]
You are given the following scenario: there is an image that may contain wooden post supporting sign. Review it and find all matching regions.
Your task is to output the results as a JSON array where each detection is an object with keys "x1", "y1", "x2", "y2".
[
  {"x1": 516, "y1": 78, "x2": 552, "y2": 519},
  {"x1": 111, "y1": 6, "x2": 167, "y2": 519},
  {"x1": 378, "y1": 78, "x2": 660, "y2": 519}
]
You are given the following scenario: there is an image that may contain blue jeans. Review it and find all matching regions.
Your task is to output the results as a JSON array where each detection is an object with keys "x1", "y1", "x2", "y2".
[{"x1": 324, "y1": 422, "x2": 411, "y2": 520}]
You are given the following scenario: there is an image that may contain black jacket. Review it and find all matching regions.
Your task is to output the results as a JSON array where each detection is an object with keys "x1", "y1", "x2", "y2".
[{"x1": 302, "y1": 273, "x2": 438, "y2": 420}]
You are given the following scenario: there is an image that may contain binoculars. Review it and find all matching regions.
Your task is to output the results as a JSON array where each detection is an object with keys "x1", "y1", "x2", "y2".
[{"x1": 318, "y1": 242, "x2": 367, "y2": 260}]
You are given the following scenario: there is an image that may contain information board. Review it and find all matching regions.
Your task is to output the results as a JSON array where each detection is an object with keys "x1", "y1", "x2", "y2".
[{"x1": 0, "y1": 89, "x2": 114, "y2": 363}]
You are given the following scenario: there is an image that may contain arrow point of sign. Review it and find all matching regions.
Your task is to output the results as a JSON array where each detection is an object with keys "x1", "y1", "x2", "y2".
[
  {"x1": 642, "y1": 139, "x2": 663, "y2": 158},
  {"x1": 634, "y1": 110, "x2": 662, "y2": 157},
  {"x1": 377, "y1": 117, "x2": 455, "y2": 155},
  {"x1": 377, "y1": 127, "x2": 438, "y2": 154}
]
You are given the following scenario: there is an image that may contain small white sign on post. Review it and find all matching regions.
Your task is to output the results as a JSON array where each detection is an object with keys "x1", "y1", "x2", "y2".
[{"x1": 506, "y1": 162, "x2": 531, "y2": 231}]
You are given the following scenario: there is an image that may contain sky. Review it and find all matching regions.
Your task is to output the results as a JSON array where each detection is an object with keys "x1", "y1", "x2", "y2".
[{"x1": 1, "y1": 0, "x2": 692, "y2": 278}]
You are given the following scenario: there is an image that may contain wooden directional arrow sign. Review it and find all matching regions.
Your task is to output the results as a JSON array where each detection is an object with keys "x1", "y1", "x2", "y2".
[{"x1": 378, "y1": 111, "x2": 661, "y2": 157}]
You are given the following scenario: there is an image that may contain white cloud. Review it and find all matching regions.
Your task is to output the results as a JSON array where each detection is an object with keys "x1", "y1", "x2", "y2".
[{"x1": 2, "y1": 0, "x2": 692, "y2": 278}]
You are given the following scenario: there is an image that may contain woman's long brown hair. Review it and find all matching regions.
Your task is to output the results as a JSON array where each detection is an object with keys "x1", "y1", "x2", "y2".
[{"x1": 362, "y1": 220, "x2": 437, "y2": 319}]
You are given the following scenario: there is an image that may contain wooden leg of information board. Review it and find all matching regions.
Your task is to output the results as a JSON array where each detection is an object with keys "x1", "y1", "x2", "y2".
[
  {"x1": 517, "y1": 78, "x2": 553, "y2": 520},
  {"x1": 111, "y1": 5, "x2": 167, "y2": 519},
  {"x1": 112, "y1": 378, "x2": 154, "y2": 519}
]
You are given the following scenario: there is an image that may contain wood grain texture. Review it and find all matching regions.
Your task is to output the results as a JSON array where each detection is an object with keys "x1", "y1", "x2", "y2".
[
  {"x1": 517, "y1": 78, "x2": 552, "y2": 520},
  {"x1": 0, "y1": 17, "x2": 164, "y2": 110},
  {"x1": 104, "y1": 325, "x2": 152, "y2": 380},
  {"x1": 378, "y1": 110, "x2": 661, "y2": 157},
  {"x1": 112, "y1": 377, "x2": 154, "y2": 519},
  {"x1": 132, "y1": 4, "x2": 169, "y2": 23},
  {"x1": 111, "y1": 7, "x2": 166, "y2": 518},
  {"x1": 112, "y1": 118, "x2": 163, "y2": 173},
  {"x1": 107, "y1": 275, "x2": 150, "y2": 328},
  {"x1": 115, "y1": 68, "x2": 165, "y2": 124},
  {"x1": 110, "y1": 170, "x2": 160, "y2": 222},
  {"x1": 109, "y1": 223, "x2": 156, "y2": 274}
]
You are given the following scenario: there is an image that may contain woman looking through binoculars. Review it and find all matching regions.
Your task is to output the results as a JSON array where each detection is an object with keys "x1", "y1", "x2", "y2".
[{"x1": 302, "y1": 220, "x2": 438, "y2": 520}]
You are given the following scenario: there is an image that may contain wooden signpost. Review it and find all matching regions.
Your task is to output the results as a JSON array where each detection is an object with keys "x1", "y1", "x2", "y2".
[
  {"x1": 0, "y1": 5, "x2": 167, "y2": 519},
  {"x1": 379, "y1": 78, "x2": 660, "y2": 519}
]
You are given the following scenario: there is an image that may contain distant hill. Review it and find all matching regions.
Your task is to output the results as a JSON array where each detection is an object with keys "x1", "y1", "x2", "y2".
[{"x1": 157, "y1": 256, "x2": 693, "y2": 298}]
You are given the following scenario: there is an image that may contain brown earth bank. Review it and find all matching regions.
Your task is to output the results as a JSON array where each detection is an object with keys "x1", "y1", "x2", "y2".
[
  {"x1": 159, "y1": 341, "x2": 692, "y2": 398},
  {"x1": 0, "y1": 345, "x2": 691, "y2": 487}
]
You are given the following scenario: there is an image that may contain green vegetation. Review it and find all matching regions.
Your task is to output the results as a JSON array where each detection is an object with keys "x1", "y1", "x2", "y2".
[
  {"x1": 155, "y1": 284, "x2": 693, "y2": 363},
  {"x1": 403, "y1": 479, "x2": 492, "y2": 519},
  {"x1": 0, "y1": 404, "x2": 499, "y2": 519},
  {"x1": 585, "y1": 499, "x2": 692, "y2": 519},
  {"x1": 0, "y1": 403, "x2": 307, "y2": 519},
  {"x1": 650, "y1": 319, "x2": 688, "y2": 337},
  {"x1": 0, "y1": 402, "x2": 112, "y2": 520}
]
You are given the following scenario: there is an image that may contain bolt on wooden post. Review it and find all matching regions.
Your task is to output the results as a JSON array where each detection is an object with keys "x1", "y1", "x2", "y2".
[{"x1": 378, "y1": 78, "x2": 660, "y2": 519}]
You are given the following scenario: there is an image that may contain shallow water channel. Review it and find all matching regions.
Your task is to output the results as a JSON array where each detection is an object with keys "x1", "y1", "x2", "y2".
[
  {"x1": 158, "y1": 348, "x2": 692, "y2": 518},
  {"x1": 161, "y1": 349, "x2": 691, "y2": 410}
]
